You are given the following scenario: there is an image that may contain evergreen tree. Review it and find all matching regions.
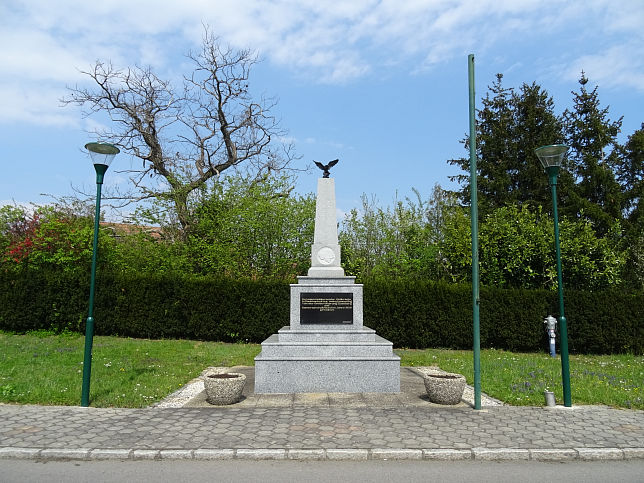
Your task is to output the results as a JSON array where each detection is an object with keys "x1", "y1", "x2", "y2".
[
  {"x1": 619, "y1": 124, "x2": 644, "y2": 228},
  {"x1": 449, "y1": 74, "x2": 567, "y2": 214},
  {"x1": 619, "y1": 124, "x2": 644, "y2": 289},
  {"x1": 563, "y1": 72, "x2": 624, "y2": 235},
  {"x1": 510, "y1": 81, "x2": 572, "y2": 211},
  {"x1": 473, "y1": 74, "x2": 516, "y2": 214},
  {"x1": 450, "y1": 74, "x2": 514, "y2": 213}
]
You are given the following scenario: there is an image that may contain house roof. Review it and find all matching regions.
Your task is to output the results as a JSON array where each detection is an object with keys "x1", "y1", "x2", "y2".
[{"x1": 99, "y1": 222, "x2": 163, "y2": 240}]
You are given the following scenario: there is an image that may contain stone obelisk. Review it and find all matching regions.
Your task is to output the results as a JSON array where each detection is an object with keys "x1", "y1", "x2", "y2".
[
  {"x1": 254, "y1": 171, "x2": 400, "y2": 393},
  {"x1": 307, "y1": 178, "x2": 345, "y2": 278}
]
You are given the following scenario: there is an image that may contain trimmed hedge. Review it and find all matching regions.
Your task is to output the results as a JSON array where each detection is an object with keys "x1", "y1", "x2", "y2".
[
  {"x1": 364, "y1": 280, "x2": 643, "y2": 354},
  {"x1": 0, "y1": 269, "x2": 641, "y2": 354},
  {"x1": 0, "y1": 270, "x2": 289, "y2": 343},
  {"x1": 0, "y1": 269, "x2": 89, "y2": 333}
]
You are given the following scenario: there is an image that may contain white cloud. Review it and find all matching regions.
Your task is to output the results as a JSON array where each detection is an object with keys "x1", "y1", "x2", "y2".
[
  {"x1": 83, "y1": 118, "x2": 112, "y2": 136},
  {"x1": 0, "y1": 82, "x2": 78, "y2": 127},
  {"x1": 0, "y1": 30, "x2": 82, "y2": 82},
  {"x1": 564, "y1": 43, "x2": 644, "y2": 92},
  {"x1": 1, "y1": 0, "x2": 643, "y2": 125}
]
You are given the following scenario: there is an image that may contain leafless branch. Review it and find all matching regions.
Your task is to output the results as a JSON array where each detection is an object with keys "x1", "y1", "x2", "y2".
[{"x1": 61, "y1": 26, "x2": 297, "y2": 235}]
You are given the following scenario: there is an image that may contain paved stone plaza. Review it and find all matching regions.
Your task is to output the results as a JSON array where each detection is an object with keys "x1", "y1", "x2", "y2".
[{"x1": 1, "y1": 367, "x2": 643, "y2": 462}]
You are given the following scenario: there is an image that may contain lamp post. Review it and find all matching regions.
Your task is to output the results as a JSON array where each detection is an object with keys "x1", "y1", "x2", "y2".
[
  {"x1": 535, "y1": 144, "x2": 572, "y2": 408},
  {"x1": 81, "y1": 142, "x2": 119, "y2": 407}
]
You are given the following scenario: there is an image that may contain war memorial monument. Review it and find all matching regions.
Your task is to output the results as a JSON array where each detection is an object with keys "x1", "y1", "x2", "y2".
[{"x1": 254, "y1": 160, "x2": 400, "y2": 393}]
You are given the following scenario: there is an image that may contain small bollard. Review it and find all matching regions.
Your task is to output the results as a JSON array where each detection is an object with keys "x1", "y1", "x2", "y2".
[{"x1": 544, "y1": 390, "x2": 556, "y2": 407}]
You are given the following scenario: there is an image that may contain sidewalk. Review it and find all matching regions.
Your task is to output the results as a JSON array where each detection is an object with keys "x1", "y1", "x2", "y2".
[{"x1": 1, "y1": 367, "x2": 643, "y2": 462}]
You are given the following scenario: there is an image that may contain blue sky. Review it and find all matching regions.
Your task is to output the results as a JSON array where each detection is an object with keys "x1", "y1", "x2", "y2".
[{"x1": 1, "y1": 0, "x2": 643, "y2": 219}]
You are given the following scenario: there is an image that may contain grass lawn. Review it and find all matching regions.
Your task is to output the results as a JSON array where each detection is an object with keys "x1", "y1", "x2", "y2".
[
  {"x1": 0, "y1": 331, "x2": 260, "y2": 408},
  {"x1": 397, "y1": 348, "x2": 643, "y2": 409},
  {"x1": 1, "y1": 331, "x2": 641, "y2": 409}
]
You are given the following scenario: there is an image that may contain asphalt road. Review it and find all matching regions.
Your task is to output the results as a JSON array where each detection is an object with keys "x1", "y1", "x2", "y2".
[{"x1": 3, "y1": 460, "x2": 644, "y2": 483}]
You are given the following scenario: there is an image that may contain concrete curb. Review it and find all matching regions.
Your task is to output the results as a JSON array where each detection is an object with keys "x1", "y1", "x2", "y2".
[
  {"x1": 472, "y1": 448, "x2": 530, "y2": 461},
  {"x1": 2, "y1": 446, "x2": 643, "y2": 461}
]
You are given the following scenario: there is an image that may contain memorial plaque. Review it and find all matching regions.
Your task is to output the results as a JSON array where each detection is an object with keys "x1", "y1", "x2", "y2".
[{"x1": 300, "y1": 293, "x2": 353, "y2": 325}]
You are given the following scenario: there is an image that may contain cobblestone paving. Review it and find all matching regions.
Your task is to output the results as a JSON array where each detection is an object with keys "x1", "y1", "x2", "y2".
[
  {"x1": 1, "y1": 404, "x2": 642, "y2": 452},
  {"x1": 1, "y1": 366, "x2": 643, "y2": 461}
]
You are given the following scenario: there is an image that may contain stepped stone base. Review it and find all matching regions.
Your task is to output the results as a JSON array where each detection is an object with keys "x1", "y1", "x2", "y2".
[
  {"x1": 254, "y1": 358, "x2": 400, "y2": 393},
  {"x1": 277, "y1": 327, "x2": 376, "y2": 342},
  {"x1": 255, "y1": 326, "x2": 400, "y2": 393}
]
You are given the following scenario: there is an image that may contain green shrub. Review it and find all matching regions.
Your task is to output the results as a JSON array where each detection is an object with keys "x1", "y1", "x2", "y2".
[
  {"x1": 1, "y1": 270, "x2": 641, "y2": 354},
  {"x1": 363, "y1": 278, "x2": 642, "y2": 354},
  {"x1": 0, "y1": 269, "x2": 87, "y2": 333},
  {"x1": 94, "y1": 273, "x2": 289, "y2": 342}
]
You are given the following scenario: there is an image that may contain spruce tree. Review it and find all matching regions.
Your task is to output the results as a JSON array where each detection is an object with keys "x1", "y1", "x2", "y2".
[
  {"x1": 449, "y1": 74, "x2": 514, "y2": 213},
  {"x1": 620, "y1": 124, "x2": 644, "y2": 228},
  {"x1": 563, "y1": 72, "x2": 624, "y2": 235},
  {"x1": 449, "y1": 74, "x2": 566, "y2": 215},
  {"x1": 619, "y1": 124, "x2": 644, "y2": 288},
  {"x1": 510, "y1": 81, "x2": 571, "y2": 211}
]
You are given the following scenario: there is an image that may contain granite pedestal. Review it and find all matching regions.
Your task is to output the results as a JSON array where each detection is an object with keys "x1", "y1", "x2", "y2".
[
  {"x1": 254, "y1": 177, "x2": 400, "y2": 393},
  {"x1": 255, "y1": 276, "x2": 400, "y2": 393}
]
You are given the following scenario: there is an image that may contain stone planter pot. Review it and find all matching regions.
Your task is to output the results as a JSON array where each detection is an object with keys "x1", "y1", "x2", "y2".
[
  {"x1": 423, "y1": 372, "x2": 466, "y2": 405},
  {"x1": 203, "y1": 372, "x2": 246, "y2": 405}
]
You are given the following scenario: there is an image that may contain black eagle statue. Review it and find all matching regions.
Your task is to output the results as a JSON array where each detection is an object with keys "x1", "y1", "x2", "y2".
[{"x1": 314, "y1": 159, "x2": 339, "y2": 178}]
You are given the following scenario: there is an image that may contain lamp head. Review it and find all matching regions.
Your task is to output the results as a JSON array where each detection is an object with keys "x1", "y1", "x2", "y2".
[
  {"x1": 535, "y1": 144, "x2": 568, "y2": 170},
  {"x1": 85, "y1": 142, "x2": 120, "y2": 167}
]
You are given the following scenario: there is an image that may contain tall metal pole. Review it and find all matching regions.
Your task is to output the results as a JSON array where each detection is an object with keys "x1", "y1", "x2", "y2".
[
  {"x1": 468, "y1": 54, "x2": 481, "y2": 410},
  {"x1": 547, "y1": 166, "x2": 572, "y2": 407},
  {"x1": 81, "y1": 164, "x2": 107, "y2": 407}
]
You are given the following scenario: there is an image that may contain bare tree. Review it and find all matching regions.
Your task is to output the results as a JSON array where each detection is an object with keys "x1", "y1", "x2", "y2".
[{"x1": 62, "y1": 28, "x2": 296, "y2": 236}]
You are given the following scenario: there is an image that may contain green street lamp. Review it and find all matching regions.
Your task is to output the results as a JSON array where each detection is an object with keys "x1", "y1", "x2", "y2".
[
  {"x1": 81, "y1": 142, "x2": 119, "y2": 407},
  {"x1": 535, "y1": 144, "x2": 572, "y2": 408}
]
